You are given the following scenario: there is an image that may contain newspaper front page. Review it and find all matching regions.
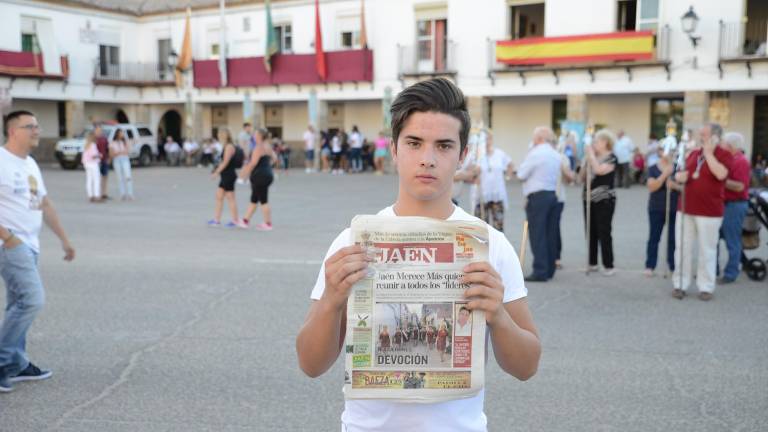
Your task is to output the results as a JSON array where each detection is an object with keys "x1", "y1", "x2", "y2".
[{"x1": 344, "y1": 215, "x2": 489, "y2": 402}]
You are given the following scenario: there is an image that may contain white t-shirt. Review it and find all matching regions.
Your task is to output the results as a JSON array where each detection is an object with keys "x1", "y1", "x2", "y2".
[
  {"x1": 310, "y1": 205, "x2": 527, "y2": 432},
  {"x1": 349, "y1": 131, "x2": 363, "y2": 149},
  {"x1": 468, "y1": 149, "x2": 513, "y2": 209},
  {"x1": 183, "y1": 140, "x2": 200, "y2": 153},
  {"x1": 303, "y1": 130, "x2": 315, "y2": 151},
  {"x1": 0, "y1": 147, "x2": 48, "y2": 253}
]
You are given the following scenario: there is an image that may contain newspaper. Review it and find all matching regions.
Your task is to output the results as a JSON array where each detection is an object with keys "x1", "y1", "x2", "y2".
[{"x1": 344, "y1": 215, "x2": 489, "y2": 402}]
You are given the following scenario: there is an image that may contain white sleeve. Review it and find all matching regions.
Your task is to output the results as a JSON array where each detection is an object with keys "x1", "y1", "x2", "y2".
[
  {"x1": 310, "y1": 228, "x2": 353, "y2": 300},
  {"x1": 516, "y1": 152, "x2": 533, "y2": 180},
  {"x1": 489, "y1": 229, "x2": 527, "y2": 303}
]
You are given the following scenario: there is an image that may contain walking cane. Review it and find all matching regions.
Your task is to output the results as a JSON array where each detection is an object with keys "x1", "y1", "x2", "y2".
[
  {"x1": 475, "y1": 128, "x2": 486, "y2": 222},
  {"x1": 676, "y1": 141, "x2": 687, "y2": 295},
  {"x1": 519, "y1": 220, "x2": 529, "y2": 269},
  {"x1": 583, "y1": 127, "x2": 594, "y2": 275}
]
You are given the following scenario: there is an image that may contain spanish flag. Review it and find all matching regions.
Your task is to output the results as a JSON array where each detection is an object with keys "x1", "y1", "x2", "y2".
[{"x1": 496, "y1": 31, "x2": 654, "y2": 65}]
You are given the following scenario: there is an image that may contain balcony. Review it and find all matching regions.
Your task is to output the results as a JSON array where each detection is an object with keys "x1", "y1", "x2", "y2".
[
  {"x1": 0, "y1": 50, "x2": 69, "y2": 80},
  {"x1": 397, "y1": 40, "x2": 456, "y2": 82},
  {"x1": 93, "y1": 61, "x2": 175, "y2": 87},
  {"x1": 487, "y1": 29, "x2": 671, "y2": 85},
  {"x1": 718, "y1": 20, "x2": 768, "y2": 78},
  {"x1": 192, "y1": 49, "x2": 373, "y2": 89}
]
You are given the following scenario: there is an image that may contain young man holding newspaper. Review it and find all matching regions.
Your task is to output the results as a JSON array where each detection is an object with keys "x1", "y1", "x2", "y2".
[{"x1": 296, "y1": 78, "x2": 540, "y2": 431}]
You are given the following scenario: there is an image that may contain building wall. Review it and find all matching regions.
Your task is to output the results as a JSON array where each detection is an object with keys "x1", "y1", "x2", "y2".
[
  {"x1": 11, "y1": 99, "x2": 58, "y2": 139},
  {"x1": 283, "y1": 102, "x2": 309, "y2": 143},
  {"x1": 491, "y1": 96, "x2": 554, "y2": 163},
  {"x1": 343, "y1": 100, "x2": 381, "y2": 142},
  {"x1": 546, "y1": 0, "x2": 617, "y2": 37},
  {"x1": 588, "y1": 94, "x2": 653, "y2": 151},
  {"x1": 729, "y1": 92, "x2": 755, "y2": 159}
]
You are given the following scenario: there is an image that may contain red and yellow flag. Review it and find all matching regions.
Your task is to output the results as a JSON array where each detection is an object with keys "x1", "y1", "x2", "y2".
[{"x1": 496, "y1": 31, "x2": 654, "y2": 65}]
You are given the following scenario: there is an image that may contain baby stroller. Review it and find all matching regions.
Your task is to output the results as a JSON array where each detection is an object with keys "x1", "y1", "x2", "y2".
[{"x1": 741, "y1": 188, "x2": 768, "y2": 281}]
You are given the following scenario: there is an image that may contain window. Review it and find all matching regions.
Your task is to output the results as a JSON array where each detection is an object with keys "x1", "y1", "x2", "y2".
[
  {"x1": 510, "y1": 2, "x2": 545, "y2": 40},
  {"x1": 274, "y1": 24, "x2": 292, "y2": 53},
  {"x1": 637, "y1": 0, "x2": 659, "y2": 31},
  {"x1": 552, "y1": 100, "x2": 567, "y2": 136},
  {"x1": 57, "y1": 101, "x2": 66, "y2": 137},
  {"x1": 210, "y1": 43, "x2": 220, "y2": 59},
  {"x1": 21, "y1": 33, "x2": 39, "y2": 53},
  {"x1": 341, "y1": 31, "x2": 360, "y2": 49},
  {"x1": 416, "y1": 19, "x2": 447, "y2": 72},
  {"x1": 157, "y1": 38, "x2": 172, "y2": 79},
  {"x1": 617, "y1": 0, "x2": 637, "y2": 31},
  {"x1": 138, "y1": 128, "x2": 152, "y2": 137},
  {"x1": 650, "y1": 98, "x2": 684, "y2": 141},
  {"x1": 243, "y1": 17, "x2": 251, "y2": 32},
  {"x1": 99, "y1": 44, "x2": 120, "y2": 78}
]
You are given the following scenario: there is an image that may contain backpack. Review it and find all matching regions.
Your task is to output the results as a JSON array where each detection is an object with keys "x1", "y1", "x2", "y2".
[{"x1": 231, "y1": 145, "x2": 245, "y2": 169}]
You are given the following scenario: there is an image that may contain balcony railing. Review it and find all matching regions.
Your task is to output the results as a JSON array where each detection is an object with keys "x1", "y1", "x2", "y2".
[
  {"x1": 397, "y1": 40, "x2": 456, "y2": 78},
  {"x1": 0, "y1": 50, "x2": 69, "y2": 79},
  {"x1": 719, "y1": 20, "x2": 768, "y2": 58},
  {"x1": 192, "y1": 49, "x2": 373, "y2": 88},
  {"x1": 93, "y1": 61, "x2": 175, "y2": 86}
]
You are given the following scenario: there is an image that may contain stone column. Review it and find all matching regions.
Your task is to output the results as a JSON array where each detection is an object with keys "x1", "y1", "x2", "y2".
[
  {"x1": 65, "y1": 100, "x2": 86, "y2": 138},
  {"x1": 566, "y1": 93, "x2": 589, "y2": 123},
  {"x1": 308, "y1": 90, "x2": 328, "y2": 170},
  {"x1": 683, "y1": 91, "x2": 710, "y2": 133},
  {"x1": 0, "y1": 88, "x2": 11, "y2": 146},
  {"x1": 466, "y1": 96, "x2": 490, "y2": 128}
]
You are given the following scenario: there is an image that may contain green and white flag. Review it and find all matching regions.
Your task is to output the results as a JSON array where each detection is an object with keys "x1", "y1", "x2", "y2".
[{"x1": 264, "y1": 0, "x2": 278, "y2": 73}]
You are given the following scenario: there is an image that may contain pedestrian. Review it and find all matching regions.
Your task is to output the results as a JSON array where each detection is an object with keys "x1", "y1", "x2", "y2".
[
  {"x1": 614, "y1": 130, "x2": 634, "y2": 188},
  {"x1": 672, "y1": 123, "x2": 732, "y2": 301},
  {"x1": 94, "y1": 124, "x2": 111, "y2": 200},
  {"x1": 303, "y1": 125, "x2": 316, "y2": 173},
  {"x1": 238, "y1": 122, "x2": 255, "y2": 156},
  {"x1": 0, "y1": 110, "x2": 76, "y2": 393},
  {"x1": 717, "y1": 132, "x2": 751, "y2": 284},
  {"x1": 182, "y1": 137, "x2": 201, "y2": 166},
  {"x1": 554, "y1": 136, "x2": 577, "y2": 270},
  {"x1": 239, "y1": 128, "x2": 276, "y2": 231},
  {"x1": 208, "y1": 128, "x2": 246, "y2": 228},
  {"x1": 373, "y1": 131, "x2": 389, "y2": 175},
  {"x1": 348, "y1": 125, "x2": 363, "y2": 172},
  {"x1": 164, "y1": 136, "x2": 181, "y2": 166},
  {"x1": 581, "y1": 129, "x2": 618, "y2": 276},
  {"x1": 81, "y1": 131, "x2": 102, "y2": 202},
  {"x1": 200, "y1": 138, "x2": 215, "y2": 167},
  {"x1": 632, "y1": 148, "x2": 645, "y2": 184},
  {"x1": 331, "y1": 130, "x2": 343, "y2": 175},
  {"x1": 109, "y1": 128, "x2": 134, "y2": 200},
  {"x1": 516, "y1": 127, "x2": 561, "y2": 282},
  {"x1": 320, "y1": 131, "x2": 331, "y2": 173},
  {"x1": 644, "y1": 146, "x2": 678, "y2": 277},
  {"x1": 296, "y1": 78, "x2": 540, "y2": 431},
  {"x1": 471, "y1": 130, "x2": 514, "y2": 231}
]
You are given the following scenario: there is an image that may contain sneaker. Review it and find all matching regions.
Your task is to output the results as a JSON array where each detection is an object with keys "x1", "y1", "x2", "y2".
[
  {"x1": 224, "y1": 221, "x2": 237, "y2": 228},
  {"x1": 234, "y1": 220, "x2": 248, "y2": 229},
  {"x1": 207, "y1": 219, "x2": 221, "y2": 227},
  {"x1": 602, "y1": 268, "x2": 616, "y2": 276},
  {"x1": 0, "y1": 376, "x2": 12, "y2": 393},
  {"x1": 255, "y1": 223, "x2": 273, "y2": 231},
  {"x1": 643, "y1": 269, "x2": 655, "y2": 278},
  {"x1": 9, "y1": 363, "x2": 52, "y2": 383},
  {"x1": 586, "y1": 265, "x2": 599, "y2": 273},
  {"x1": 717, "y1": 277, "x2": 735, "y2": 284},
  {"x1": 672, "y1": 289, "x2": 686, "y2": 300},
  {"x1": 698, "y1": 292, "x2": 713, "y2": 301}
]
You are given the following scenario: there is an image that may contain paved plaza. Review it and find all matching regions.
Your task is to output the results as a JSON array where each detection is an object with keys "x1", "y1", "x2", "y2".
[{"x1": 1, "y1": 165, "x2": 766, "y2": 432}]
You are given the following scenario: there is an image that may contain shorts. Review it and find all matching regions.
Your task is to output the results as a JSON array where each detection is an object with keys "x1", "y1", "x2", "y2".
[
  {"x1": 250, "y1": 174, "x2": 274, "y2": 204},
  {"x1": 99, "y1": 161, "x2": 110, "y2": 176},
  {"x1": 321, "y1": 148, "x2": 331, "y2": 157},
  {"x1": 374, "y1": 148, "x2": 388, "y2": 158},
  {"x1": 305, "y1": 149, "x2": 315, "y2": 161},
  {"x1": 219, "y1": 172, "x2": 237, "y2": 192}
]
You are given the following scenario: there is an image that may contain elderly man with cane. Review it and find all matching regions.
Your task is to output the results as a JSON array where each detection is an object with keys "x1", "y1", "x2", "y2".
[
  {"x1": 672, "y1": 123, "x2": 732, "y2": 301},
  {"x1": 517, "y1": 127, "x2": 562, "y2": 282}
]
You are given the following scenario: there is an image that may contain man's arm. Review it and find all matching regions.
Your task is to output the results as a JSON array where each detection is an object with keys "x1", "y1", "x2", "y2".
[
  {"x1": 725, "y1": 179, "x2": 745, "y2": 192},
  {"x1": 515, "y1": 153, "x2": 534, "y2": 180},
  {"x1": 703, "y1": 143, "x2": 728, "y2": 181},
  {"x1": 41, "y1": 196, "x2": 75, "y2": 261}
]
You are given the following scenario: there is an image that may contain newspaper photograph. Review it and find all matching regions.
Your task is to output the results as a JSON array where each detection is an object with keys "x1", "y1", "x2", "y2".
[{"x1": 344, "y1": 215, "x2": 489, "y2": 402}]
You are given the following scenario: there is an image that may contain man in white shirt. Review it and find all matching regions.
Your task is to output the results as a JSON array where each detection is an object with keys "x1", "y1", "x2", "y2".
[
  {"x1": 303, "y1": 125, "x2": 316, "y2": 173},
  {"x1": 0, "y1": 110, "x2": 75, "y2": 393},
  {"x1": 296, "y1": 78, "x2": 540, "y2": 432},
  {"x1": 516, "y1": 126, "x2": 562, "y2": 282},
  {"x1": 182, "y1": 138, "x2": 200, "y2": 166},
  {"x1": 238, "y1": 122, "x2": 254, "y2": 155},
  {"x1": 164, "y1": 136, "x2": 182, "y2": 166},
  {"x1": 348, "y1": 125, "x2": 363, "y2": 173},
  {"x1": 614, "y1": 130, "x2": 635, "y2": 188}
]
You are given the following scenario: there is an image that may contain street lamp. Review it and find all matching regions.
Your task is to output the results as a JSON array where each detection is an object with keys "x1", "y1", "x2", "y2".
[
  {"x1": 167, "y1": 50, "x2": 179, "y2": 73},
  {"x1": 681, "y1": 6, "x2": 701, "y2": 48}
]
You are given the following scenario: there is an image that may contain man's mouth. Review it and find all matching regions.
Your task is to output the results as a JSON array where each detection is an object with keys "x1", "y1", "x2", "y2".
[{"x1": 415, "y1": 174, "x2": 437, "y2": 182}]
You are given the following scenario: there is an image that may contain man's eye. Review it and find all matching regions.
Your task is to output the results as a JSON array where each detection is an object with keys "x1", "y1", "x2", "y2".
[
  {"x1": 407, "y1": 141, "x2": 420, "y2": 147},
  {"x1": 439, "y1": 144, "x2": 453, "y2": 150}
]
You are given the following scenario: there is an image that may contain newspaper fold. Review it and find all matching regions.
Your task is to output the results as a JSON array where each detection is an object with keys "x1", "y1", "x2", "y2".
[{"x1": 344, "y1": 215, "x2": 488, "y2": 402}]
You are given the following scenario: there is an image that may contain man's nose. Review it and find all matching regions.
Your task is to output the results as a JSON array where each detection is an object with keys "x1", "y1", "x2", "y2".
[{"x1": 419, "y1": 146, "x2": 437, "y2": 168}]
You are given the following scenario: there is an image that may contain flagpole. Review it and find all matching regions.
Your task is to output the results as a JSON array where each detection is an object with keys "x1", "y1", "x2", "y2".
[{"x1": 219, "y1": 0, "x2": 227, "y2": 87}]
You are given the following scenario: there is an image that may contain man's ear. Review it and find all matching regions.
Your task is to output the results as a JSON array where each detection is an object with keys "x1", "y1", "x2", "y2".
[
  {"x1": 389, "y1": 138, "x2": 397, "y2": 162},
  {"x1": 458, "y1": 145, "x2": 468, "y2": 167}
]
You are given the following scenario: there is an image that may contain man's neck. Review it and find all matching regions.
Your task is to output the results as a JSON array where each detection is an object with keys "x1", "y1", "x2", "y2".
[
  {"x1": 3, "y1": 141, "x2": 29, "y2": 159},
  {"x1": 393, "y1": 193, "x2": 454, "y2": 220}
]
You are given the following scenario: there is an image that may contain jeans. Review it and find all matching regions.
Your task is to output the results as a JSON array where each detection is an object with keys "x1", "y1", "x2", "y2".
[
  {"x1": 350, "y1": 148, "x2": 362, "y2": 172},
  {"x1": 0, "y1": 243, "x2": 44, "y2": 379},
  {"x1": 718, "y1": 201, "x2": 749, "y2": 280},
  {"x1": 112, "y1": 155, "x2": 133, "y2": 198},
  {"x1": 554, "y1": 201, "x2": 565, "y2": 260},
  {"x1": 526, "y1": 191, "x2": 559, "y2": 279},
  {"x1": 645, "y1": 208, "x2": 676, "y2": 271}
]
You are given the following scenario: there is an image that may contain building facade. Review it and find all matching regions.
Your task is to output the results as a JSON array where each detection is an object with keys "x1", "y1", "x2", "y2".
[{"x1": 1, "y1": 0, "x2": 766, "y2": 164}]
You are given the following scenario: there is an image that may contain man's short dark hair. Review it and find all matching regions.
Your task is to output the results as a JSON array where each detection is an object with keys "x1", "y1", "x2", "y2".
[
  {"x1": 459, "y1": 306, "x2": 470, "y2": 314},
  {"x1": 3, "y1": 110, "x2": 34, "y2": 138},
  {"x1": 243, "y1": 122, "x2": 252, "y2": 128},
  {"x1": 390, "y1": 78, "x2": 470, "y2": 153},
  {"x1": 707, "y1": 122, "x2": 723, "y2": 138}
]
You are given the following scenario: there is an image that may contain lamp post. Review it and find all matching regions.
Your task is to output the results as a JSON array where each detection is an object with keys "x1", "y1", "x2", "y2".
[
  {"x1": 167, "y1": 50, "x2": 179, "y2": 73},
  {"x1": 681, "y1": 6, "x2": 701, "y2": 48}
]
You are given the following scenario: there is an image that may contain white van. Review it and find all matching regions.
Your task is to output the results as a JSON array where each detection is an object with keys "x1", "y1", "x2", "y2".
[{"x1": 55, "y1": 124, "x2": 157, "y2": 169}]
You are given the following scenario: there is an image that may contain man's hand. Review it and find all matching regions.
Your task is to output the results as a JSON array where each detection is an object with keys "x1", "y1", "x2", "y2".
[
  {"x1": 62, "y1": 240, "x2": 75, "y2": 261},
  {"x1": 2, "y1": 235, "x2": 22, "y2": 250},
  {"x1": 321, "y1": 245, "x2": 372, "y2": 310},
  {"x1": 461, "y1": 262, "x2": 506, "y2": 327},
  {"x1": 661, "y1": 163, "x2": 674, "y2": 176},
  {"x1": 702, "y1": 139, "x2": 716, "y2": 157},
  {"x1": 675, "y1": 170, "x2": 689, "y2": 183}
]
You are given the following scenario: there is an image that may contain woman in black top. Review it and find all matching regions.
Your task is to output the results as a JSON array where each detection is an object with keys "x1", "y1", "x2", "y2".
[
  {"x1": 581, "y1": 129, "x2": 618, "y2": 275},
  {"x1": 240, "y1": 128, "x2": 276, "y2": 230},
  {"x1": 209, "y1": 128, "x2": 244, "y2": 228}
]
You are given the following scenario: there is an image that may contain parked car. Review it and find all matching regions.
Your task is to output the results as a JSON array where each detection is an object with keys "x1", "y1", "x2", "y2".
[{"x1": 55, "y1": 124, "x2": 157, "y2": 169}]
